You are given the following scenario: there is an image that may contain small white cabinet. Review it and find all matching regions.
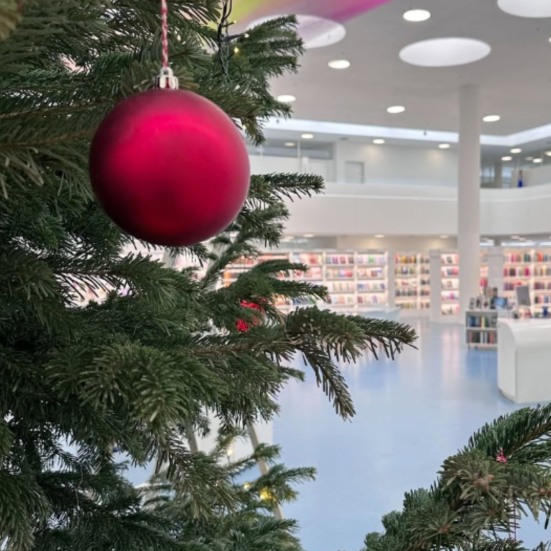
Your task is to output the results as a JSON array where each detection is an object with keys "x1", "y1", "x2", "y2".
[{"x1": 498, "y1": 319, "x2": 551, "y2": 404}]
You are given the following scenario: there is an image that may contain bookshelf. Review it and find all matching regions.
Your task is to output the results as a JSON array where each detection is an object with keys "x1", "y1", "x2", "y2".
[
  {"x1": 394, "y1": 253, "x2": 430, "y2": 313},
  {"x1": 441, "y1": 252, "x2": 460, "y2": 316},
  {"x1": 220, "y1": 248, "x2": 500, "y2": 319},
  {"x1": 465, "y1": 310, "x2": 498, "y2": 348},
  {"x1": 222, "y1": 250, "x2": 390, "y2": 312},
  {"x1": 501, "y1": 248, "x2": 551, "y2": 314}
]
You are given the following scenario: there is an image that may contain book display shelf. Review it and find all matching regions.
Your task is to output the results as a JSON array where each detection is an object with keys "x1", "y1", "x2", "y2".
[
  {"x1": 221, "y1": 248, "x2": 494, "y2": 318},
  {"x1": 502, "y1": 248, "x2": 551, "y2": 314},
  {"x1": 222, "y1": 251, "x2": 389, "y2": 311},
  {"x1": 465, "y1": 310, "x2": 498, "y2": 348},
  {"x1": 441, "y1": 252, "x2": 460, "y2": 316},
  {"x1": 394, "y1": 253, "x2": 430, "y2": 312}
]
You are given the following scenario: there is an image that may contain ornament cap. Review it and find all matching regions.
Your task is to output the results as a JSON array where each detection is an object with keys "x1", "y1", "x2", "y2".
[{"x1": 156, "y1": 67, "x2": 179, "y2": 90}]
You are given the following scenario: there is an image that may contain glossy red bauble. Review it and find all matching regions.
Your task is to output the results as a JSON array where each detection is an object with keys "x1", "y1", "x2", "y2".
[{"x1": 89, "y1": 88, "x2": 250, "y2": 246}]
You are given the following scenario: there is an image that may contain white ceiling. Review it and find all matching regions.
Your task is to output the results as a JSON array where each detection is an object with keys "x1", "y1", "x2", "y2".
[{"x1": 268, "y1": 0, "x2": 551, "y2": 136}]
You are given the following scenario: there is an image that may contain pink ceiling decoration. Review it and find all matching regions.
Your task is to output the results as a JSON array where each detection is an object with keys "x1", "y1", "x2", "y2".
[{"x1": 233, "y1": 0, "x2": 398, "y2": 24}]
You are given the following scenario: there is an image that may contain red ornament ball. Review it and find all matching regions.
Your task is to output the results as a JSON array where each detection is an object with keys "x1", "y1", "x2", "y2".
[
  {"x1": 89, "y1": 88, "x2": 250, "y2": 246},
  {"x1": 236, "y1": 300, "x2": 265, "y2": 333}
]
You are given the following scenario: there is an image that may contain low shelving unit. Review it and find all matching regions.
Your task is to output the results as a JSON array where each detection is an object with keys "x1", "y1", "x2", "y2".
[{"x1": 466, "y1": 310, "x2": 498, "y2": 348}]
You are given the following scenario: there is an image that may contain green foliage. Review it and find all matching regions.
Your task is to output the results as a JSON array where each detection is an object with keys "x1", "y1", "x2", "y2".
[
  {"x1": 145, "y1": 433, "x2": 315, "y2": 551},
  {"x1": 0, "y1": 1, "x2": 416, "y2": 549},
  {"x1": 362, "y1": 405, "x2": 551, "y2": 551}
]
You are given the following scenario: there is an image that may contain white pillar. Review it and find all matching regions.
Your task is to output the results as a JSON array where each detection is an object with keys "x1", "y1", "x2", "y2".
[{"x1": 458, "y1": 86, "x2": 481, "y2": 316}]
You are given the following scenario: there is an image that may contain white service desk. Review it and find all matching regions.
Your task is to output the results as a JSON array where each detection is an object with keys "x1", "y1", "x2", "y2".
[{"x1": 498, "y1": 318, "x2": 551, "y2": 404}]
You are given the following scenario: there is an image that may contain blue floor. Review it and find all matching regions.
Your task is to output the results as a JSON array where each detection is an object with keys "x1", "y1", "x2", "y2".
[
  {"x1": 275, "y1": 320, "x2": 547, "y2": 551},
  {"x1": 124, "y1": 320, "x2": 549, "y2": 548}
]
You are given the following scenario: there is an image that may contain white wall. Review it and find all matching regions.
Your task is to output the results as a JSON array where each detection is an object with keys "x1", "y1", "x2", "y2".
[
  {"x1": 249, "y1": 155, "x2": 301, "y2": 174},
  {"x1": 334, "y1": 141, "x2": 458, "y2": 187},
  {"x1": 283, "y1": 182, "x2": 551, "y2": 237},
  {"x1": 522, "y1": 164, "x2": 551, "y2": 187},
  {"x1": 249, "y1": 155, "x2": 335, "y2": 181},
  {"x1": 250, "y1": 143, "x2": 457, "y2": 187},
  {"x1": 337, "y1": 236, "x2": 457, "y2": 254}
]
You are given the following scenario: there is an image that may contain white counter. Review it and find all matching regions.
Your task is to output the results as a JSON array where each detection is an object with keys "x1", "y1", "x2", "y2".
[{"x1": 498, "y1": 318, "x2": 551, "y2": 404}]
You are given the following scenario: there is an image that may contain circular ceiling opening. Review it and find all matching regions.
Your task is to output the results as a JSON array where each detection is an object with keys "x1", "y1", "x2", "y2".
[
  {"x1": 248, "y1": 15, "x2": 346, "y2": 49},
  {"x1": 498, "y1": 0, "x2": 551, "y2": 18},
  {"x1": 399, "y1": 38, "x2": 491, "y2": 67}
]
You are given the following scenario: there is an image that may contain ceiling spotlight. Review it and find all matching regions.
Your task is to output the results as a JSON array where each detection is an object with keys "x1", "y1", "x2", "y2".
[
  {"x1": 328, "y1": 59, "x2": 351, "y2": 69},
  {"x1": 483, "y1": 115, "x2": 501, "y2": 122},
  {"x1": 283, "y1": 236, "x2": 295, "y2": 241},
  {"x1": 375, "y1": 234, "x2": 385, "y2": 238},
  {"x1": 533, "y1": 158, "x2": 543, "y2": 163},
  {"x1": 373, "y1": 139, "x2": 385, "y2": 144},
  {"x1": 277, "y1": 94, "x2": 296, "y2": 103},
  {"x1": 400, "y1": 38, "x2": 491, "y2": 67},
  {"x1": 545, "y1": 151, "x2": 551, "y2": 157},
  {"x1": 440, "y1": 235, "x2": 449, "y2": 239},
  {"x1": 511, "y1": 148, "x2": 522, "y2": 154},
  {"x1": 285, "y1": 142, "x2": 296, "y2": 147},
  {"x1": 498, "y1": 0, "x2": 551, "y2": 18},
  {"x1": 501, "y1": 156, "x2": 513, "y2": 161},
  {"x1": 403, "y1": 9, "x2": 431, "y2": 22},
  {"x1": 301, "y1": 133, "x2": 314, "y2": 140},
  {"x1": 439, "y1": 144, "x2": 451, "y2": 149},
  {"x1": 387, "y1": 105, "x2": 406, "y2": 114},
  {"x1": 303, "y1": 233, "x2": 315, "y2": 238}
]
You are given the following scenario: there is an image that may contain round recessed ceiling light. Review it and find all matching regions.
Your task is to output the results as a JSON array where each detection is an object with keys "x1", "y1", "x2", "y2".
[
  {"x1": 498, "y1": 0, "x2": 551, "y2": 18},
  {"x1": 373, "y1": 139, "x2": 385, "y2": 144},
  {"x1": 285, "y1": 142, "x2": 296, "y2": 147},
  {"x1": 399, "y1": 38, "x2": 491, "y2": 67},
  {"x1": 375, "y1": 234, "x2": 385, "y2": 238},
  {"x1": 387, "y1": 105, "x2": 406, "y2": 114},
  {"x1": 439, "y1": 143, "x2": 451, "y2": 149},
  {"x1": 303, "y1": 233, "x2": 315, "y2": 238},
  {"x1": 483, "y1": 115, "x2": 501, "y2": 122},
  {"x1": 511, "y1": 148, "x2": 522, "y2": 154},
  {"x1": 440, "y1": 235, "x2": 449, "y2": 239},
  {"x1": 249, "y1": 14, "x2": 346, "y2": 49},
  {"x1": 545, "y1": 151, "x2": 551, "y2": 157},
  {"x1": 278, "y1": 94, "x2": 296, "y2": 103},
  {"x1": 403, "y1": 9, "x2": 431, "y2": 22},
  {"x1": 501, "y1": 156, "x2": 513, "y2": 161},
  {"x1": 534, "y1": 158, "x2": 543, "y2": 163},
  {"x1": 328, "y1": 59, "x2": 351, "y2": 69},
  {"x1": 301, "y1": 133, "x2": 314, "y2": 140}
]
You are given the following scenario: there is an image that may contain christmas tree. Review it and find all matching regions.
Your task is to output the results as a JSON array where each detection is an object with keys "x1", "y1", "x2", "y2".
[
  {"x1": 363, "y1": 405, "x2": 551, "y2": 551},
  {"x1": 0, "y1": 1, "x2": 416, "y2": 549}
]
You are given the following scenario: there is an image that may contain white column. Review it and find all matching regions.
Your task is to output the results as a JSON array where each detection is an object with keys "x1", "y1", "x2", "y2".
[{"x1": 458, "y1": 86, "x2": 481, "y2": 316}]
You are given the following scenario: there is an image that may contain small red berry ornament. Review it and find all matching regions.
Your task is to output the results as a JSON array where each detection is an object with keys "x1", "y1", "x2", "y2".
[
  {"x1": 88, "y1": 2, "x2": 250, "y2": 246},
  {"x1": 236, "y1": 300, "x2": 265, "y2": 333}
]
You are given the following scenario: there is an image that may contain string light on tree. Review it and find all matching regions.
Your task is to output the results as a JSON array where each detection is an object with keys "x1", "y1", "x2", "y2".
[{"x1": 89, "y1": 0, "x2": 250, "y2": 246}]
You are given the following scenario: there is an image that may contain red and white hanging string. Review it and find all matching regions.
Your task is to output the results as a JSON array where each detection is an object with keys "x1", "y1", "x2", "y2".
[
  {"x1": 157, "y1": 0, "x2": 178, "y2": 89},
  {"x1": 161, "y1": 0, "x2": 169, "y2": 69}
]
